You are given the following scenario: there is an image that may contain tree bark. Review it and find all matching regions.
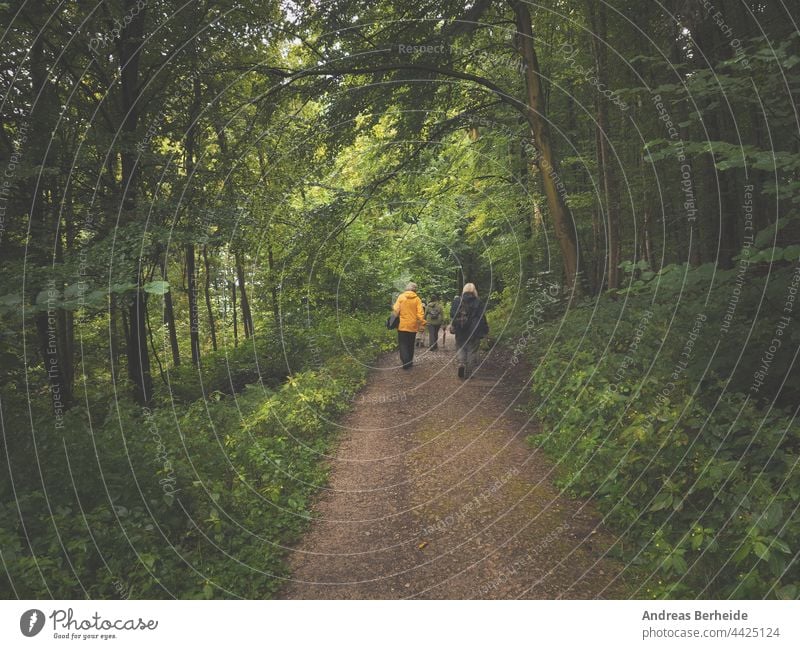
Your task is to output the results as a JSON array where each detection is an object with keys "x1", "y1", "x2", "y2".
[
  {"x1": 202, "y1": 245, "x2": 218, "y2": 351},
  {"x1": 128, "y1": 290, "x2": 152, "y2": 406},
  {"x1": 267, "y1": 242, "x2": 280, "y2": 325},
  {"x1": 235, "y1": 252, "x2": 253, "y2": 338},
  {"x1": 586, "y1": 0, "x2": 620, "y2": 290},
  {"x1": 511, "y1": 0, "x2": 587, "y2": 294},
  {"x1": 110, "y1": 294, "x2": 120, "y2": 381},
  {"x1": 160, "y1": 253, "x2": 180, "y2": 366},
  {"x1": 27, "y1": 24, "x2": 74, "y2": 410},
  {"x1": 186, "y1": 244, "x2": 201, "y2": 366},
  {"x1": 230, "y1": 280, "x2": 238, "y2": 347},
  {"x1": 117, "y1": 0, "x2": 152, "y2": 404}
]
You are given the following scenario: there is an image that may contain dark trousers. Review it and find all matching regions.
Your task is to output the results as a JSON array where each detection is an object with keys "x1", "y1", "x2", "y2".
[
  {"x1": 398, "y1": 330, "x2": 416, "y2": 369},
  {"x1": 428, "y1": 324, "x2": 441, "y2": 349},
  {"x1": 456, "y1": 335, "x2": 481, "y2": 376}
]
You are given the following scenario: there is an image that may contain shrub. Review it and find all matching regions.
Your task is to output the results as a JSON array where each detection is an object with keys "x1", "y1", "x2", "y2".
[
  {"x1": 0, "y1": 316, "x2": 391, "y2": 598},
  {"x1": 513, "y1": 264, "x2": 800, "y2": 598}
]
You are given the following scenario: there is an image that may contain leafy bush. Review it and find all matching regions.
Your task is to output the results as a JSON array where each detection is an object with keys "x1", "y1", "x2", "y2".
[
  {"x1": 511, "y1": 263, "x2": 800, "y2": 598},
  {"x1": 0, "y1": 316, "x2": 392, "y2": 598}
]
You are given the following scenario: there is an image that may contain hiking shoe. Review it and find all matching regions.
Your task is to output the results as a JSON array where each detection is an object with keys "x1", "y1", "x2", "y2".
[{"x1": 458, "y1": 366, "x2": 465, "y2": 379}]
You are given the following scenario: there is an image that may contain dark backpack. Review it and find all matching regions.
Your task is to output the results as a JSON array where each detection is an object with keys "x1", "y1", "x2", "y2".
[
  {"x1": 386, "y1": 311, "x2": 399, "y2": 329},
  {"x1": 452, "y1": 299, "x2": 473, "y2": 332},
  {"x1": 427, "y1": 304, "x2": 442, "y2": 320}
]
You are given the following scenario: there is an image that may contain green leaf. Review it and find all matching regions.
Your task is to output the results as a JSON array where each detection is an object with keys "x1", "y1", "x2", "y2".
[
  {"x1": 671, "y1": 553, "x2": 688, "y2": 575},
  {"x1": 649, "y1": 491, "x2": 673, "y2": 512},
  {"x1": 753, "y1": 541, "x2": 770, "y2": 561},
  {"x1": 759, "y1": 502, "x2": 783, "y2": 530},
  {"x1": 771, "y1": 538, "x2": 791, "y2": 554}
]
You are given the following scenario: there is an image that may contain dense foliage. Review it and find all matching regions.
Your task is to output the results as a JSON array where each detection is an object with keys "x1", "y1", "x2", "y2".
[
  {"x1": 518, "y1": 263, "x2": 799, "y2": 598},
  {"x1": 1, "y1": 0, "x2": 798, "y2": 599},
  {"x1": 1, "y1": 316, "x2": 392, "y2": 597}
]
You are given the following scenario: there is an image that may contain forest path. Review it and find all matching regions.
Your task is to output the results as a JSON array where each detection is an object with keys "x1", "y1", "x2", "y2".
[{"x1": 281, "y1": 335, "x2": 627, "y2": 599}]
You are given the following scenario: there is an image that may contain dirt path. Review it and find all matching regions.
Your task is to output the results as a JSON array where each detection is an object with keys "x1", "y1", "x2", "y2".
[{"x1": 281, "y1": 336, "x2": 627, "y2": 599}]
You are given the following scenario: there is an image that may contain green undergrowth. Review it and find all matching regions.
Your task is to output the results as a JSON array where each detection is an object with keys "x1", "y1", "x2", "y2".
[
  {"x1": 497, "y1": 263, "x2": 800, "y2": 599},
  {"x1": 0, "y1": 316, "x2": 394, "y2": 598}
]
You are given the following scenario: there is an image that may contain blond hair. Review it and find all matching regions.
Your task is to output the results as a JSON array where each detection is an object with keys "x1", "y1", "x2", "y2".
[{"x1": 462, "y1": 282, "x2": 478, "y2": 297}]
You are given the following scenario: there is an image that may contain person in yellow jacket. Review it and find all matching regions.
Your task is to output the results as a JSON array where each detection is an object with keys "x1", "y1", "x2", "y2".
[{"x1": 392, "y1": 282, "x2": 426, "y2": 369}]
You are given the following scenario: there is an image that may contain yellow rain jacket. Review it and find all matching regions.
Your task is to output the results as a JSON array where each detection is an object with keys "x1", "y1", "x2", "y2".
[{"x1": 393, "y1": 290, "x2": 425, "y2": 333}]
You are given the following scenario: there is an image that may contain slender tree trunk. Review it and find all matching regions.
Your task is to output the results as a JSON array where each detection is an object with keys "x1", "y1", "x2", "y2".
[
  {"x1": 230, "y1": 280, "x2": 238, "y2": 347},
  {"x1": 117, "y1": 0, "x2": 151, "y2": 404},
  {"x1": 512, "y1": 0, "x2": 587, "y2": 294},
  {"x1": 235, "y1": 252, "x2": 253, "y2": 338},
  {"x1": 591, "y1": 205, "x2": 602, "y2": 290},
  {"x1": 202, "y1": 245, "x2": 218, "y2": 351},
  {"x1": 27, "y1": 27, "x2": 74, "y2": 410},
  {"x1": 54, "y1": 238, "x2": 74, "y2": 406},
  {"x1": 146, "y1": 299, "x2": 166, "y2": 383},
  {"x1": 160, "y1": 253, "x2": 180, "y2": 366},
  {"x1": 267, "y1": 242, "x2": 280, "y2": 325},
  {"x1": 34, "y1": 310, "x2": 73, "y2": 411},
  {"x1": 110, "y1": 294, "x2": 120, "y2": 380},
  {"x1": 186, "y1": 244, "x2": 201, "y2": 366},
  {"x1": 587, "y1": 0, "x2": 620, "y2": 290},
  {"x1": 183, "y1": 73, "x2": 203, "y2": 366},
  {"x1": 257, "y1": 149, "x2": 283, "y2": 320},
  {"x1": 128, "y1": 290, "x2": 152, "y2": 405},
  {"x1": 690, "y1": 9, "x2": 738, "y2": 268},
  {"x1": 121, "y1": 305, "x2": 130, "y2": 348}
]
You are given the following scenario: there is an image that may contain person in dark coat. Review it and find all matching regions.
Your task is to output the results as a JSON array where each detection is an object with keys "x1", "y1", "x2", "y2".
[{"x1": 449, "y1": 283, "x2": 489, "y2": 379}]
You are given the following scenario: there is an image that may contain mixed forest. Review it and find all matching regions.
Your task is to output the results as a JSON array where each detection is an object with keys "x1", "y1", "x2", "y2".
[{"x1": 1, "y1": 0, "x2": 799, "y2": 599}]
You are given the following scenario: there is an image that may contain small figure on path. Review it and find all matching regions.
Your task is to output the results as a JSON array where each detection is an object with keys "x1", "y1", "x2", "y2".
[
  {"x1": 424, "y1": 294, "x2": 444, "y2": 350},
  {"x1": 449, "y1": 282, "x2": 489, "y2": 379},
  {"x1": 392, "y1": 282, "x2": 426, "y2": 369}
]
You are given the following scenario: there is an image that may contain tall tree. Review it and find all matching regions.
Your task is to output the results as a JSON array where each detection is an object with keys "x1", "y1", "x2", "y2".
[{"x1": 511, "y1": 0, "x2": 588, "y2": 293}]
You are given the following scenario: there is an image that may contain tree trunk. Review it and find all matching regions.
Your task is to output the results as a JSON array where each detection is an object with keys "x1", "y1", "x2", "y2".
[
  {"x1": 110, "y1": 294, "x2": 120, "y2": 381},
  {"x1": 160, "y1": 253, "x2": 180, "y2": 366},
  {"x1": 186, "y1": 244, "x2": 201, "y2": 366},
  {"x1": 117, "y1": 0, "x2": 152, "y2": 404},
  {"x1": 230, "y1": 280, "x2": 238, "y2": 347},
  {"x1": 27, "y1": 25, "x2": 74, "y2": 411},
  {"x1": 690, "y1": 6, "x2": 738, "y2": 269},
  {"x1": 586, "y1": 0, "x2": 620, "y2": 290},
  {"x1": 591, "y1": 205, "x2": 602, "y2": 290},
  {"x1": 34, "y1": 309, "x2": 73, "y2": 412},
  {"x1": 267, "y1": 242, "x2": 280, "y2": 325},
  {"x1": 202, "y1": 245, "x2": 218, "y2": 351},
  {"x1": 512, "y1": 0, "x2": 587, "y2": 294},
  {"x1": 128, "y1": 290, "x2": 152, "y2": 406},
  {"x1": 235, "y1": 252, "x2": 253, "y2": 338}
]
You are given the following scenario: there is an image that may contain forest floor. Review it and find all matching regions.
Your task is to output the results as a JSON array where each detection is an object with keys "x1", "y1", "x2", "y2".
[{"x1": 281, "y1": 333, "x2": 628, "y2": 599}]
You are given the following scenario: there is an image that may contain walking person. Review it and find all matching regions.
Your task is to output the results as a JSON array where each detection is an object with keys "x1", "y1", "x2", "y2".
[
  {"x1": 449, "y1": 283, "x2": 489, "y2": 379},
  {"x1": 392, "y1": 282, "x2": 425, "y2": 369},
  {"x1": 424, "y1": 294, "x2": 444, "y2": 350}
]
